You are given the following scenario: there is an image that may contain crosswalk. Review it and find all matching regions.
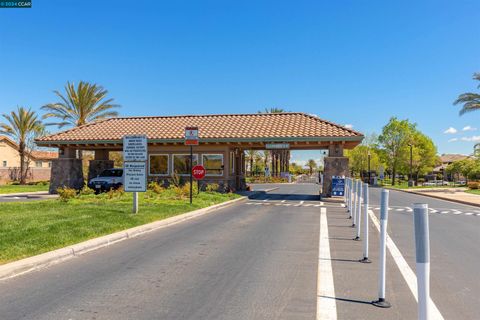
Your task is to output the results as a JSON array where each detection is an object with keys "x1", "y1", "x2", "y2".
[
  {"x1": 246, "y1": 200, "x2": 480, "y2": 217},
  {"x1": 246, "y1": 200, "x2": 324, "y2": 207},
  {"x1": 370, "y1": 205, "x2": 480, "y2": 217}
]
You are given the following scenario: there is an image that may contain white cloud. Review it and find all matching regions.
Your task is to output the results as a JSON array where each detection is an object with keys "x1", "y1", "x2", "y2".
[
  {"x1": 448, "y1": 138, "x2": 458, "y2": 142},
  {"x1": 460, "y1": 136, "x2": 480, "y2": 142},
  {"x1": 444, "y1": 127, "x2": 457, "y2": 134},
  {"x1": 344, "y1": 124, "x2": 353, "y2": 129},
  {"x1": 463, "y1": 125, "x2": 477, "y2": 131}
]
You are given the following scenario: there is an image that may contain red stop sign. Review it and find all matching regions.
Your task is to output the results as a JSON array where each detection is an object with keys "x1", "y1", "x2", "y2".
[{"x1": 192, "y1": 165, "x2": 206, "y2": 180}]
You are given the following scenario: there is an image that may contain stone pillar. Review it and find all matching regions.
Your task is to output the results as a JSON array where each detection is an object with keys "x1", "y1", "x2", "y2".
[
  {"x1": 88, "y1": 150, "x2": 114, "y2": 181},
  {"x1": 322, "y1": 144, "x2": 349, "y2": 197},
  {"x1": 233, "y1": 148, "x2": 246, "y2": 191},
  {"x1": 49, "y1": 147, "x2": 84, "y2": 193}
]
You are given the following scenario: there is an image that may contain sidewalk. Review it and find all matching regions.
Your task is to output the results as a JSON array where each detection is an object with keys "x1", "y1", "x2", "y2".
[
  {"x1": 391, "y1": 187, "x2": 480, "y2": 207},
  {"x1": 325, "y1": 204, "x2": 417, "y2": 320},
  {"x1": 0, "y1": 191, "x2": 57, "y2": 202}
]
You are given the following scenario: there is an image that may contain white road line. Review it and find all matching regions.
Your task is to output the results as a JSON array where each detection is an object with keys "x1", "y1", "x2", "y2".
[
  {"x1": 396, "y1": 208, "x2": 405, "y2": 212},
  {"x1": 281, "y1": 200, "x2": 286, "y2": 203},
  {"x1": 440, "y1": 211, "x2": 449, "y2": 214},
  {"x1": 368, "y1": 210, "x2": 444, "y2": 319},
  {"x1": 464, "y1": 212, "x2": 474, "y2": 216},
  {"x1": 300, "y1": 201, "x2": 305, "y2": 205},
  {"x1": 317, "y1": 207, "x2": 337, "y2": 320},
  {"x1": 304, "y1": 204, "x2": 313, "y2": 207},
  {"x1": 263, "y1": 198, "x2": 269, "y2": 202}
]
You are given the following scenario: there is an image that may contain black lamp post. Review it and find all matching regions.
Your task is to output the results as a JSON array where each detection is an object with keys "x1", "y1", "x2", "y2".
[
  {"x1": 368, "y1": 151, "x2": 371, "y2": 185},
  {"x1": 408, "y1": 144, "x2": 413, "y2": 187}
]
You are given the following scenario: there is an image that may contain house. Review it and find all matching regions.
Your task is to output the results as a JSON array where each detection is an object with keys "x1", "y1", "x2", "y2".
[
  {"x1": 0, "y1": 136, "x2": 58, "y2": 184},
  {"x1": 432, "y1": 154, "x2": 471, "y2": 181}
]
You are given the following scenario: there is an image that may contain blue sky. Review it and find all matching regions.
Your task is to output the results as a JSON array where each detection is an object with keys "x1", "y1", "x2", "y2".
[{"x1": 1, "y1": 0, "x2": 479, "y2": 165}]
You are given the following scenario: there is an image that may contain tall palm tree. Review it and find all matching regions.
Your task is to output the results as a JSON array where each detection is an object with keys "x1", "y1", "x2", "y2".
[
  {"x1": 42, "y1": 81, "x2": 120, "y2": 158},
  {"x1": 307, "y1": 159, "x2": 317, "y2": 175},
  {"x1": 454, "y1": 73, "x2": 480, "y2": 115},
  {"x1": 0, "y1": 107, "x2": 44, "y2": 184},
  {"x1": 258, "y1": 107, "x2": 291, "y2": 176},
  {"x1": 245, "y1": 150, "x2": 259, "y2": 176}
]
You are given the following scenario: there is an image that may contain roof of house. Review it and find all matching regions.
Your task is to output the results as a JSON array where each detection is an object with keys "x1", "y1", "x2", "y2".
[
  {"x1": 36, "y1": 113, "x2": 364, "y2": 145},
  {"x1": 0, "y1": 136, "x2": 58, "y2": 160},
  {"x1": 439, "y1": 154, "x2": 470, "y2": 163}
]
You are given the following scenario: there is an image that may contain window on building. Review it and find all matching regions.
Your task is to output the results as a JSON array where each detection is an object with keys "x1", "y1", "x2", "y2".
[
  {"x1": 149, "y1": 154, "x2": 169, "y2": 176},
  {"x1": 230, "y1": 151, "x2": 235, "y2": 174},
  {"x1": 35, "y1": 161, "x2": 42, "y2": 168},
  {"x1": 173, "y1": 154, "x2": 198, "y2": 175},
  {"x1": 2, "y1": 161, "x2": 6, "y2": 167},
  {"x1": 203, "y1": 154, "x2": 224, "y2": 176},
  {"x1": 48, "y1": 162, "x2": 52, "y2": 168}
]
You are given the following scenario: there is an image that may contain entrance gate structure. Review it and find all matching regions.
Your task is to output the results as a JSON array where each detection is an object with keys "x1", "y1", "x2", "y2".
[{"x1": 36, "y1": 113, "x2": 363, "y2": 196}]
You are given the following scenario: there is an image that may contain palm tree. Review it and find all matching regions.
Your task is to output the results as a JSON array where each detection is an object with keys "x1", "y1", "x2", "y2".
[
  {"x1": 454, "y1": 73, "x2": 480, "y2": 115},
  {"x1": 245, "y1": 150, "x2": 259, "y2": 176},
  {"x1": 307, "y1": 159, "x2": 317, "y2": 175},
  {"x1": 0, "y1": 107, "x2": 44, "y2": 184},
  {"x1": 42, "y1": 81, "x2": 120, "y2": 159}
]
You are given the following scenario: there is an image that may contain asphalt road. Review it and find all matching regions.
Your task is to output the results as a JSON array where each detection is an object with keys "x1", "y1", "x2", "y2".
[
  {"x1": 369, "y1": 187, "x2": 480, "y2": 320},
  {"x1": 0, "y1": 184, "x2": 321, "y2": 320}
]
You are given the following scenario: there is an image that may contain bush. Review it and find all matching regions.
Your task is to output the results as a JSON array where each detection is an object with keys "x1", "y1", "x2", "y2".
[
  {"x1": 57, "y1": 187, "x2": 77, "y2": 201},
  {"x1": 205, "y1": 183, "x2": 220, "y2": 193},
  {"x1": 148, "y1": 181, "x2": 164, "y2": 194},
  {"x1": 468, "y1": 181, "x2": 479, "y2": 190},
  {"x1": 106, "y1": 186, "x2": 125, "y2": 199},
  {"x1": 79, "y1": 183, "x2": 95, "y2": 196}
]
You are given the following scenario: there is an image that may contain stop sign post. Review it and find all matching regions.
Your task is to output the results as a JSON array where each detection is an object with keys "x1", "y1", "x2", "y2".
[{"x1": 192, "y1": 165, "x2": 206, "y2": 195}]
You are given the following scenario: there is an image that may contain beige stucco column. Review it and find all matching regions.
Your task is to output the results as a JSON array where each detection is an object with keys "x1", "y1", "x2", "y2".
[
  {"x1": 322, "y1": 144, "x2": 349, "y2": 197},
  {"x1": 49, "y1": 147, "x2": 84, "y2": 193},
  {"x1": 88, "y1": 149, "x2": 114, "y2": 182}
]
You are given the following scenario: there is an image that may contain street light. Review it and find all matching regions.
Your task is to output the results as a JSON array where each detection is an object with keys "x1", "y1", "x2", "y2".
[
  {"x1": 408, "y1": 144, "x2": 413, "y2": 187},
  {"x1": 368, "y1": 150, "x2": 371, "y2": 185}
]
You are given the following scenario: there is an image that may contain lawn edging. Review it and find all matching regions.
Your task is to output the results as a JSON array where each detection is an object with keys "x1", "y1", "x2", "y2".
[
  {"x1": 386, "y1": 187, "x2": 480, "y2": 208},
  {"x1": 0, "y1": 195, "x2": 249, "y2": 280}
]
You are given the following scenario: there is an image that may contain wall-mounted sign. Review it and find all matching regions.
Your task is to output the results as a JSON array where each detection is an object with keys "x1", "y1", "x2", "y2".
[
  {"x1": 185, "y1": 127, "x2": 199, "y2": 146},
  {"x1": 265, "y1": 143, "x2": 290, "y2": 150},
  {"x1": 124, "y1": 162, "x2": 147, "y2": 192},
  {"x1": 123, "y1": 135, "x2": 147, "y2": 162},
  {"x1": 332, "y1": 176, "x2": 345, "y2": 196}
]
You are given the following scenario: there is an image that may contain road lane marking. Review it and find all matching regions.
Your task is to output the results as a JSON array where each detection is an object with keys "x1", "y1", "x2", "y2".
[
  {"x1": 368, "y1": 210, "x2": 444, "y2": 319},
  {"x1": 317, "y1": 207, "x2": 337, "y2": 320}
]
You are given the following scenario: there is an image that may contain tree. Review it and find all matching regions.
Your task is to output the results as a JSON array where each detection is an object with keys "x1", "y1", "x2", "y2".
[
  {"x1": 245, "y1": 150, "x2": 260, "y2": 176},
  {"x1": 0, "y1": 107, "x2": 44, "y2": 184},
  {"x1": 42, "y1": 81, "x2": 120, "y2": 158},
  {"x1": 408, "y1": 132, "x2": 437, "y2": 183},
  {"x1": 378, "y1": 117, "x2": 416, "y2": 185},
  {"x1": 454, "y1": 73, "x2": 480, "y2": 115},
  {"x1": 307, "y1": 159, "x2": 317, "y2": 175},
  {"x1": 446, "y1": 160, "x2": 464, "y2": 183},
  {"x1": 345, "y1": 145, "x2": 382, "y2": 178}
]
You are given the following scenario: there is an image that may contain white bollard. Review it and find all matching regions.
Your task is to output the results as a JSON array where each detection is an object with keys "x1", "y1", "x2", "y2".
[
  {"x1": 360, "y1": 183, "x2": 371, "y2": 263},
  {"x1": 354, "y1": 181, "x2": 363, "y2": 240},
  {"x1": 373, "y1": 189, "x2": 391, "y2": 308},
  {"x1": 133, "y1": 192, "x2": 138, "y2": 214},
  {"x1": 414, "y1": 203, "x2": 431, "y2": 320},
  {"x1": 346, "y1": 178, "x2": 350, "y2": 212},
  {"x1": 349, "y1": 178, "x2": 354, "y2": 218},
  {"x1": 353, "y1": 180, "x2": 362, "y2": 228},
  {"x1": 351, "y1": 179, "x2": 357, "y2": 220}
]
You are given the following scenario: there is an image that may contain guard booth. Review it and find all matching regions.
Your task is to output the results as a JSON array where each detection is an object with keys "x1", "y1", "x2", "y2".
[{"x1": 35, "y1": 113, "x2": 364, "y2": 196}]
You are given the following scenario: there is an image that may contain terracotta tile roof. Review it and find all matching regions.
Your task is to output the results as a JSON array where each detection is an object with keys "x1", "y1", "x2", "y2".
[
  {"x1": 439, "y1": 154, "x2": 471, "y2": 163},
  {"x1": 1, "y1": 136, "x2": 58, "y2": 160},
  {"x1": 36, "y1": 113, "x2": 363, "y2": 144}
]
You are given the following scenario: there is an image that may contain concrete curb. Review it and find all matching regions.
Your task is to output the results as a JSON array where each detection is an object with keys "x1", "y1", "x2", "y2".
[
  {"x1": 0, "y1": 191, "x2": 51, "y2": 197},
  {"x1": 387, "y1": 188, "x2": 480, "y2": 208},
  {"x1": 0, "y1": 195, "x2": 248, "y2": 280}
]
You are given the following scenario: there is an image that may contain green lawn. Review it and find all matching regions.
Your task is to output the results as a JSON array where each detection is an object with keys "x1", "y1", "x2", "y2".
[
  {"x1": 464, "y1": 189, "x2": 480, "y2": 195},
  {"x1": 0, "y1": 189, "x2": 240, "y2": 264},
  {"x1": 0, "y1": 183, "x2": 49, "y2": 194}
]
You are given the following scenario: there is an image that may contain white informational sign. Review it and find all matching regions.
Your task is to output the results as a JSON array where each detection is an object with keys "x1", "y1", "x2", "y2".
[
  {"x1": 123, "y1": 135, "x2": 148, "y2": 162},
  {"x1": 185, "y1": 127, "x2": 199, "y2": 145},
  {"x1": 265, "y1": 143, "x2": 290, "y2": 150},
  {"x1": 124, "y1": 162, "x2": 147, "y2": 192}
]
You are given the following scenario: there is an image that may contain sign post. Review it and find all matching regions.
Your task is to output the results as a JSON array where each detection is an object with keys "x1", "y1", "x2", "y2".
[
  {"x1": 185, "y1": 127, "x2": 199, "y2": 204},
  {"x1": 331, "y1": 176, "x2": 345, "y2": 196},
  {"x1": 192, "y1": 164, "x2": 206, "y2": 194},
  {"x1": 123, "y1": 135, "x2": 147, "y2": 214}
]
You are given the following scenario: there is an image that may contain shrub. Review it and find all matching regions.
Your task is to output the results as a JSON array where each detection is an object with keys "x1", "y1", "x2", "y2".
[
  {"x1": 79, "y1": 183, "x2": 95, "y2": 196},
  {"x1": 171, "y1": 172, "x2": 181, "y2": 187},
  {"x1": 468, "y1": 181, "x2": 479, "y2": 190},
  {"x1": 148, "y1": 181, "x2": 164, "y2": 194},
  {"x1": 106, "y1": 186, "x2": 125, "y2": 199},
  {"x1": 205, "y1": 183, "x2": 220, "y2": 193},
  {"x1": 57, "y1": 187, "x2": 77, "y2": 201}
]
